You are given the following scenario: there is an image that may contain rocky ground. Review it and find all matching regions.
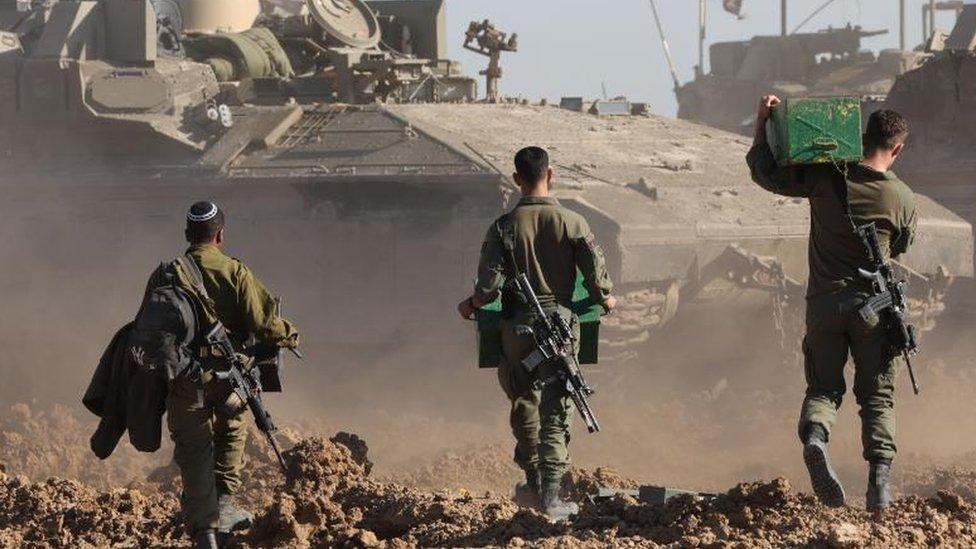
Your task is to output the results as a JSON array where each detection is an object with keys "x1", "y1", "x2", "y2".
[{"x1": 4, "y1": 417, "x2": 976, "y2": 548}]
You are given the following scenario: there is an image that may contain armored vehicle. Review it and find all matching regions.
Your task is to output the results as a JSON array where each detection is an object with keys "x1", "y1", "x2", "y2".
[
  {"x1": 884, "y1": 3, "x2": 976, "y2": 222},
  {"x1": 0, "y1": 0, "x2": 970, "y2": 399},
  {"x1": 676, "y1": 25, "x2": 929, "y2": 135}
]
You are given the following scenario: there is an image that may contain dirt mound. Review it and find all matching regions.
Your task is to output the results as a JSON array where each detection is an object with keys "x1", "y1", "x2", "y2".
[
  {"x1": 387, "y1": 444, "x2": 520, "y2": 495},
  {"x1": 574, "y1": 478, "x2": 976, "y2": 547},
  {"x1": 246, "y1": 435, "x2": 556, "y2": 548},
  {"x1": 561, "y1": 466, "x2": 639, "y2": 504},
  {"x1": 0, "y1": 402, "x2": 165, "y2": 489},
  {"x1": 245, "y1": 437, "x2": 976, "y2": 548},
  {"x1": 0, "y1": 465, "x2": 184, "y2": 547},
  {"x1": 6, "y1": 432, "x2": 976, "y2": 548}
]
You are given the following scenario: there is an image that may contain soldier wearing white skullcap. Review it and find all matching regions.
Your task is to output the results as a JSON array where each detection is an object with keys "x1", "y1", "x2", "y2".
[{"x1": 150, "y1": 201, "x2": 299, "y2": 548}]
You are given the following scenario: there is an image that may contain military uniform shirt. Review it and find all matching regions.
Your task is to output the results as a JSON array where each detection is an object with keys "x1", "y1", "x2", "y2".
[
  {"x1": 747, "y1": 143, "x2": 917, "y2": 298},
  {"x1": 474, "y1": 196, "x2": 613, "y2": 309},
  {"x1": 148, "y1": 244, "x2": 298, "y2": 346}
]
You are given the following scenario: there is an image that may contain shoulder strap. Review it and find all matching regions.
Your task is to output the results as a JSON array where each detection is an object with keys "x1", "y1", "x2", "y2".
[
  {"x1": 828, "y1": 165, "x2": 859, "y2": 235},
  {"x1": 177, "y1": 253, "x2": 210, "y2": 301},
  {"x1": 496, "y1": 214, "x2": 521, "y2": 277}
]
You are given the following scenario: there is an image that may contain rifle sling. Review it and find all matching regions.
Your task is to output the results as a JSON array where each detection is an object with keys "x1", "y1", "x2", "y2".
[
  {"x1": 178, "y1": 254, "x2": 209, "y2": 299},
  {"x1": 176, "y1": 254, "x2": 222, "y2": 385},
  {"x1": 496, "y1": 214, "x2": 521, "y2": 278},
  {"x1": 827, "y1": 165, "x2": 859, "y2": 236}
]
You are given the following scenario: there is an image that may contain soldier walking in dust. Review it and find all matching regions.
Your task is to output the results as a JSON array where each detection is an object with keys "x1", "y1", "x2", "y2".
[
  {"x1": 457, "y1": 147, "x2": 616, "y2": 520},
  {"x1": 747, "y1": 96, "x2": 917, "y2": 512},
  {"x1": 156, "y1": 202, "x2": 300, "y2": 548}
]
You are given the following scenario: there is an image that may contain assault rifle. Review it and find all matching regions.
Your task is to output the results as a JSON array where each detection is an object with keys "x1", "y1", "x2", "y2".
[
  {"x1": 512, "y1": 273, "x2": 600, "y2": 433},
  {"x1": 205, "y1": 322, "x2": 289, "y2": 473},
  {"x1": 856, "y1": 223, "x2": 920, "y2": 395}
]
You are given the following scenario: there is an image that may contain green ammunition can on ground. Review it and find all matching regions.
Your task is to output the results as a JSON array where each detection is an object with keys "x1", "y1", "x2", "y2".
[
  {"x1": 476, "y1": 273, "x2": 601, "y2": 368},
  {"x1": 766, "y1": 96, "x2": 863, "y2": 167}
]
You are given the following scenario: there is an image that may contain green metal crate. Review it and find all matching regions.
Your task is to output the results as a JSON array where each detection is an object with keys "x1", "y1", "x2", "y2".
[
  {"x1": 476, "y1": 272, "x2": 601, "y2": 368},
  {"x1": 766, "y1": 96, "x2": 863, "y2": 167}
]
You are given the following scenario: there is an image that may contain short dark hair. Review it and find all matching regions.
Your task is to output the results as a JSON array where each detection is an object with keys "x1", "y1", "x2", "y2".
[
  {"x1": 514, "y1": 146, "x2": 549, "y2": 184},
  {"x1": 185, "y1": 201, "x2": 225, "y2": 244},
  {"x1": 864, "y1": 110, "x2": 908, "y2": 152}
]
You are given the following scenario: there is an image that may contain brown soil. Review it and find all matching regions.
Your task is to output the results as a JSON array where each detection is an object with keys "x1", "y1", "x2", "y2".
[
  {"x1": 0, "y1": 465, "x2": 184, "y2": 548},
  {"x1": 6, "y1": 429, "x2": 976, "y2": 548},
  {"x1": 385, "y1": 444, "x2": 521, "y2": 496},
  {"x1": 0, "y1": 402, "x2": 167, "y2": 490}
]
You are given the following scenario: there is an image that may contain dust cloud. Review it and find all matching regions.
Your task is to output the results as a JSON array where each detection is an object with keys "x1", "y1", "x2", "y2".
[{"x1": 3, "y1": 179, "x2": 976, "y2": 546}]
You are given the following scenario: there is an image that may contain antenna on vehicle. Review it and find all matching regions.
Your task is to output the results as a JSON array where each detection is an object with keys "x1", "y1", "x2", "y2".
[
  {"x1": 791, "y1": 0, "x2": 838, "y2": 34},
  {"x1": 647, "y1": 0, "x2": 681, "y2": 93},
  {"x1": 900, "y1": 0, "x2": 906, "y2": 49},
  {"x1": 781, "y1": 0, "x2": 787, "y2": 36},
  {"x1": 698, "y1": 0, "x2": 706, "y2": 77}
]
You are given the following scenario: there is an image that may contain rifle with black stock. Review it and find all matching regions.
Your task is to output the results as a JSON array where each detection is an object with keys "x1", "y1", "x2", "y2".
[
  {"x1": 205, "y1": 322, "x2": 289, "y2": 473},
  {"x1": 856, "y1": 222, "x2": 920, "y2": 395},
  {"x1": 511, "y1": 273, "x2": 601, "y2": 433}
]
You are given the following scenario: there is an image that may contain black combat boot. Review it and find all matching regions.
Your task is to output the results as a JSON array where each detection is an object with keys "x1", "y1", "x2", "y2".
[
  {"x1": 217, "y1": 493, "x2": 254, "y2": 534},
  {"x1": 802, "y1": 423, "x2": 846, "y2": 507},
  {"x1": 514, "y1": 469, "x2": 541, "y2": 508},
  {"x1": 194, "y1": 529, "x2": 219, "y2": 549},
  {"x1": 866, "y1": 460, "x2": 893, "y2": 513},
  {"x1": 539, "y1": 479, "x2": 578, "y2": 522}
]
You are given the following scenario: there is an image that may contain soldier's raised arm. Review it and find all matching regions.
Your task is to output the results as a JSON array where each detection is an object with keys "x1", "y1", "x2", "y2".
[
  {"x1": 235, "y1": 263, "x2": 299, "y2": 348},
  {"x1": 570, "y1": 216, "x2": 615, "y2": 312},
  {"x1": 746, "y1": 95, "x2": 815, "y2": 198}
]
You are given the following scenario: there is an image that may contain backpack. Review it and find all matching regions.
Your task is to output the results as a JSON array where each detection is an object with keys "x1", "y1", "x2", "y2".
[{"x1": 127, "y1": 255, "x2": 208, "y2": 381}]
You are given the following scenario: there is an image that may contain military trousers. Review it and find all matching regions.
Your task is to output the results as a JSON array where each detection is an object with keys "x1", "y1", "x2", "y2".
[
  {"x1": 497, "y1": 310, "x2": 577, "y2": 484},
  {"x1": 798, "y1": 287, "x2": 898, "y2": 462},
  {"x1": 166, "y1": 376, "x2": 249, "y2": 535}
]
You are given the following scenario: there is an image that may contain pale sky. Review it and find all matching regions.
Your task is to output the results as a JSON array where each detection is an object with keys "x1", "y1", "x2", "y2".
[{"x1": 443, "y1": 0, "x2": 961, "y2": 117}]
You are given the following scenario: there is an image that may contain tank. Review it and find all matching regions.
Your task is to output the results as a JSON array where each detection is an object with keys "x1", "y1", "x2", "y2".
[
  {"x1": 0, "y1": 0, "x2": 970, "y2": 399},
  {"x1": 883, "y1": 4, "x2": 976, "y2": 223},
  {"x1": 677, "y1": 25, "x2": 930, "y2": 135}
]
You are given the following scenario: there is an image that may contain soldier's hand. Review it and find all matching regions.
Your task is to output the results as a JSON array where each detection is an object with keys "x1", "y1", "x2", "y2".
[
  {"x1": 601, "y1": 295, "x2": 617, "y2": 315},
  {"x1": 757, "y1": 95, "x2": 781, "y2": 122},
  {"x1": 458, "y1": 297, "x2": 478, "y2": 320}
]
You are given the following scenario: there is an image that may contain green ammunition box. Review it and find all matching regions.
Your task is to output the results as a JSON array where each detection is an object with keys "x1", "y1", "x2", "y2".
[
  {"x1": 476, "y1": 272, "x2": 601, "y2": 368},
  {"x1": 766, "y1": 96, "x2": 863, "y2": 167}
]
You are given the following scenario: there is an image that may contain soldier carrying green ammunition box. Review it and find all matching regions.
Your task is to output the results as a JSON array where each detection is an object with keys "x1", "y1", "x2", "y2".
[
  {"x1": 457, "y1": 147, "x2": 616, "y2": 521},
  {"x1": 747, "y1": 96, "x2": 917, "y2": 513}
]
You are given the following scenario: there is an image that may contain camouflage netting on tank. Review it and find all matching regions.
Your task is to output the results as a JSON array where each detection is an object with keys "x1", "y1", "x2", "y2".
[{"x1": 6, "y1": 431, "x2": 976, "y2": 547}]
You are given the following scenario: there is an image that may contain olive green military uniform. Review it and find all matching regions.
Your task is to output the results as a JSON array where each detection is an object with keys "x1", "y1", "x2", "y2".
[
  {"x1": 747, "y1": 144, "x2": 917, "y2": 462},
  {"x1": 150, "y1": 244, "x2": 298, "y2": 535},
  {"x1": 474, "y1": 196, "x2": 613, "y2": 483}
]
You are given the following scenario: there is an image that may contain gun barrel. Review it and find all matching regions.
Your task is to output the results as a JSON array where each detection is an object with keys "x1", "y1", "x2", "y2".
[
  {"x1": 267, "y1": 433, "x2": 288, "y2": 473},
  {"x1": 904, "y1": 350, "x2": 920, "y2": 395}
]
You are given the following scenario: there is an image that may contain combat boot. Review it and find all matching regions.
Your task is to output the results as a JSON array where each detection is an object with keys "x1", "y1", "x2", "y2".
[
  {"x1": 217, "y1": 494, "x2": 253, "y2": 534},
  {"x1": 802, "y1": 423, "x2": 846, "y2": 508},
  {"x1": 194, "y1": 529, "x2": 219, "y2": 549},
  {"x1": 514, "y1": 469, "x2": 541, "y2": 508},
  {"x1": 866, "y1": 460, "x2": 893, "y2": 513},
  {"x1": 539, "y1": 480, "x2": 578, "y2": 522}
]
